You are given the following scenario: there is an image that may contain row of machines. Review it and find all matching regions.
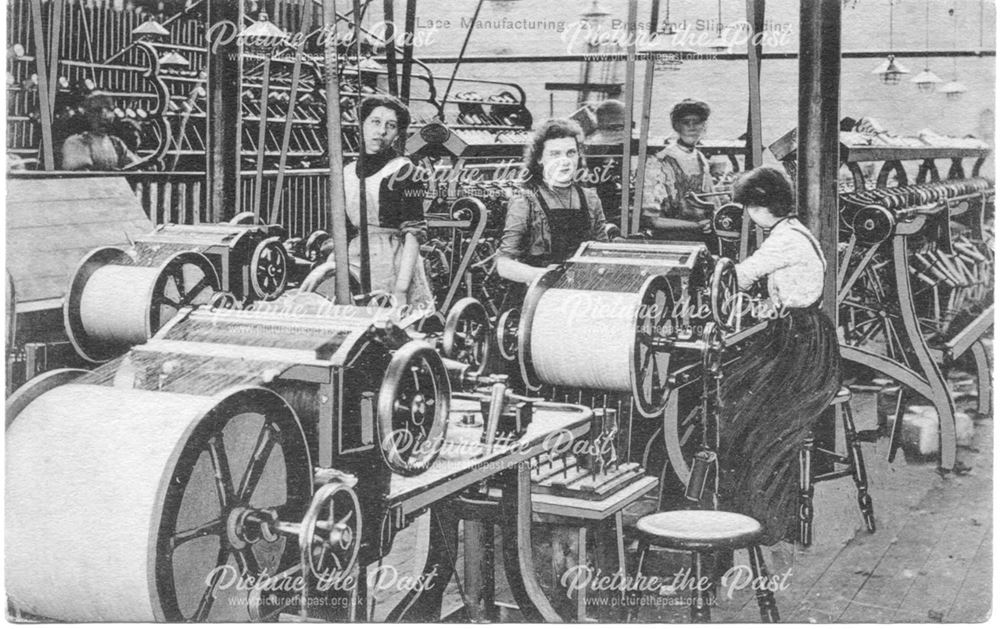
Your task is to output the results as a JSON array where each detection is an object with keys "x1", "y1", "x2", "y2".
[
  {"x1": 6, "y1": 238, "x2": 740, "y2": 621},
  {"x1": 768, "y1": 128, "x2": 994, "y2": 471}
]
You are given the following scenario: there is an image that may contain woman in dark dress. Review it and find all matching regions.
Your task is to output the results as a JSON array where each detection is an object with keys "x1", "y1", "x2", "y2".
[
  {"x1": 496, "y1": 118, "x2": 609, "y2": 292},
  {"x1": 717, "y1": 166, "x2": 841, "y2": 545}
]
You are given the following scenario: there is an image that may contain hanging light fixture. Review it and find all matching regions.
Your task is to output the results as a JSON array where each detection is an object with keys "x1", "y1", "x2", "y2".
[
  {"x1": 580, "y1": 0, "x2": 609, "y2": 23},
  {"x1": 912, "y1": 0, "x2": 942, "y2": 91},
  {"x1": 239, "y1": 11, "x2": 289, "y2": 54},
  {"x1": 872, "y1": 1, "x2": 909, "y2": 84},
  {"x1": 658, "y1": 0, "x2": 677, "y2": 35},
  {"x1": 158, "y1": 51, "x2": 190, "y2": 68},
  {"x1": 706, "y1": 0, "x2": 730, "y2": 52},
  {"x1": 132, "y1": 17, "x2": 170, "y2": 39},
  {"x1": 939, "y1": 5, "x2": 967, "y2": 99}
]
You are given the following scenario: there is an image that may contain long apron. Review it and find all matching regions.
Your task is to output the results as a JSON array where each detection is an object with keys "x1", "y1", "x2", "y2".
[{"x1": 343, "y1": 156, "x2": 435, "y2": 310}]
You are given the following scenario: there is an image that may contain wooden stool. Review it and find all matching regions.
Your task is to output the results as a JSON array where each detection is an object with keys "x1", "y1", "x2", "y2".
[
  {"x1": 633, "y1": 510, "x2": 779, "y2": 623},
  {"x1": 799, "y1": 386, "x2": 877, "y2": 547}
]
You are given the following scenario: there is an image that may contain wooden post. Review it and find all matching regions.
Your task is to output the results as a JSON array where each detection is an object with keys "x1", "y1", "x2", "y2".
[
  {"x1": 324, "y1": 0, "x2": 353, "y2": 305},
  {"x1": 206, "y1": 0, "x2": 240, "y2": 221},
  {"x1": 630, "y1": 0, "x2": 659, "y2": 235},
  {"x1": 383, "y1": 0, "x2": 399, "y2": 96},
  {"x1": 797, "y1": 0, "x2": 840, "y2": 324},
  {"x1": 353, "y1": 0, "x2": 371, "y2": 294},
  {"x1": 400, "y1": 0, "x2": 417, "y2": 105},
  {"x1": 619, "y1": 0, "x2": 638, "y2": 235},
  {"x1": 29, "y1": 0, "x2": 54, "y2": 170},
  {"x1": 744, "y1": 0, "x2": 765, "y2": 169}
]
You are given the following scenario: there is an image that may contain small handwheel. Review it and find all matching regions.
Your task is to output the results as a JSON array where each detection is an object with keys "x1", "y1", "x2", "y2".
[
  {"x1": 712, "y1": 203, "x2": 744, "y2": 241},
  {"x1": 208, "y1": 291, "x2": 238, "y2": 310},
  {"x1": 710, "y1": 257, "x2": 739, "y2": 333},
  {"x1": 631, "y1": 275, "x2": 676, "y2": 418},
  {"x1": 442, "y1": 297, "x2": 490, "y2": 372},
  {"x1": 376, "y1": 341, "x2": 451, "y2": 476},
  {"x1": 495, "y1": 308, "x2": 520, "y2": 362},
  {"x1": 250, "y1": 237, "x2": 289, "y2": 301},
  {"x1": 299, "y1": 482, "x2": 362, "y2": 581},
  {"x1": 304, "y1": 230, "x2": 330, "y2": 263},
  {"x1": 229, "y1": 211, "x2": 263, "y2": 225}
]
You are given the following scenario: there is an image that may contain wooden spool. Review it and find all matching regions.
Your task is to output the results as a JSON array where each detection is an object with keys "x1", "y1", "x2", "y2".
[
  {"x1": 6, "y1": 384, "x2": 312, "y2": 621},
  {"x1": 64, "y1": 246, "x2": 220, "y2": 362}
]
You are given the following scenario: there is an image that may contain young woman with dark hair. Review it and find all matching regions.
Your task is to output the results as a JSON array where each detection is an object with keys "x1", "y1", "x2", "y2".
[
  {"x1": 717, "y1": 165, "x2": 841, "y2": 545},
  {"x1": 301, "y1": 94, "x2": 433, "y2": 309},
  {"x1": 496, "y1": 118, "x2": 610, "y2": 286}
]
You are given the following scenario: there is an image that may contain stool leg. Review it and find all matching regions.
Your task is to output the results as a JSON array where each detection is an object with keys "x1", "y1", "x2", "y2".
[
  {"x1": 690, "y1": 551, "x2": 711, "y2": 622},
  {"x1": 841, "y1": 402, "x2": 876, "y2": 533},
  {"x1": 748, "y1": 545, "x2": 780, "y2": 623},
  {"x1": 799, "y1": 435, "x2": 815, "y2": 546},
  {"x1": 625, "y1": 541, "x2": 650, "y2": 622}
]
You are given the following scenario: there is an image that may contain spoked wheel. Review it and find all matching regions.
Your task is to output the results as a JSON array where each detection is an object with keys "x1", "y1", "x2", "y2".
[
  {"x1": 377, "y1": 341, "x2": 451, "y2": 476},
  {"x1": 299, "y1": 482, "x2": 362, "y2": 581},
  {"x1": 495, "y1": 308, "x2": 520, "y2": 362},
  {"x1": 442, "y1": 297, "x2": 491, "y2": 372},
  {"x1": 151, "y1": 252, "x2": 220, "y2": 330},
  {"x1": 710, "y1": 257, "x2": 740, "y2": 333},
  {"x1": 250, "y1": 237, "x2": 289, "y2": 301},
  {"x1": 5, "y1": 385, "x2": 312, "y2": 622},
  {"x1": 631, "y1": 275, "x2": 676, "y2": 418},
  {"x1": 840, "y1": 263, "x2": 922, "y2": 362},
  {"x1": 156, "y1": 388, "x2": 313, "y2": 621}
]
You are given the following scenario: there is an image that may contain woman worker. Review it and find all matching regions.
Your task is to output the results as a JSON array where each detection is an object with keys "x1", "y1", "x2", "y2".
[
  {"x1": 302, "y1": 94, "x2": 433, "y2": 310},
  {"x1": 718, "y1": 166, "x2": 841, "y2": 545},
  {"x1": 496, "y1": 118, "x2": 610, "y2": 290}
]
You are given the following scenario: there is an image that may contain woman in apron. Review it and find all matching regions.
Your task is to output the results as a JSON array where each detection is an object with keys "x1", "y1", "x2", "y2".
[
  {"x1": 302, "y1": 95, "x2": 433, "y2": 311},
  {"x1": 496, "y1": 118, "x2": 610, "y2": 303},
  {"x1": 718, "y1": 166, "x2": 841, "y2": 545}
]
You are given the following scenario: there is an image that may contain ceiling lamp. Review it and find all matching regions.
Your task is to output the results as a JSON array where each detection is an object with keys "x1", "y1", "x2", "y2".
[
  {"x1": 872, "y1": 1, "x2": 909, "y2": 85},
  {"x1": 132, "y1": 18, "x2": 169, "y2": 39},
  {"x1": 580, "y1": 0, "x2": 609, "y2": 23},
  {"x1": 911, "y1": 0, "x2": 941, "y2": 92},
  {"x1": 239, "y1": 11, "x2": 289, "y2": 54},
  {"x1": 911, "y1": 67, "x2": 943, "y2": 92},
  {"x1": 158, "y1": 51, "x2": 190, "y2": 68},
  {"x1": 706, "y1": 0, "x2": 730, "y2": 52},
  {"x1": 940, "y1": 79, "x2": 967, "y2": 99},
  {"x1": 872, "y1": 54, "x2": 910, "y2": 85}
]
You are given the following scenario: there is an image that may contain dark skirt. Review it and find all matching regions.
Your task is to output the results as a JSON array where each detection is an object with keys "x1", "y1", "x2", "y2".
[{"x1": 718, "y1": 306, "x2": 841, "y2": 545}]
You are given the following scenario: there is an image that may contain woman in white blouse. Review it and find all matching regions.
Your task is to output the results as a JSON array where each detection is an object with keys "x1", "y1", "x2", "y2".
[{"x1": 718, "y1": 166, "x2": 841, "y2": 545}]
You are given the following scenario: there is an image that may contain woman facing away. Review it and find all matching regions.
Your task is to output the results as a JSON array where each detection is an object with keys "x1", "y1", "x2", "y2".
[
  {"x1": 718, "y1": 166, "x2": 841, "y2": 545},
  {"x1": 301, "y1": 94, "x2": 433, "y2": 311}
]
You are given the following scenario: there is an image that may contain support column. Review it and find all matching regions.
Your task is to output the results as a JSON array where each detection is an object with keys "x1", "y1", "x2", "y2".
[
  {"x1": 206, "y1": 0, "x2": 241, "y2": 221},
  {"x1": 797, "y1": 0, "x2": 841, "y2": 324}
]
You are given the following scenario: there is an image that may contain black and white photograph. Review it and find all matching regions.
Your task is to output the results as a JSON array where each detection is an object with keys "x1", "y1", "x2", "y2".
[{"x1": 2, "y1": 0, "x2": 995, "y2": 622}]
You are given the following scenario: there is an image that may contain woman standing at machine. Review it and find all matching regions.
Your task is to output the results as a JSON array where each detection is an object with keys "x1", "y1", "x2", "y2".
[
  {"x1": 718, "y1": 166, "x2": 841, "y2": 544},
  {"x1": 302, "y1": 94, "x2": 433, "y2": 310},
  {"x1": 496, "y1": 118, "x2": 610, "y2": 289}
]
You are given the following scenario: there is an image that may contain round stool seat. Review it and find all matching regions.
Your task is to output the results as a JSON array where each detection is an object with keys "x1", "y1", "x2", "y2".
[{"x1": 636, "y1": 510, "x2": 763, "y2": 551}]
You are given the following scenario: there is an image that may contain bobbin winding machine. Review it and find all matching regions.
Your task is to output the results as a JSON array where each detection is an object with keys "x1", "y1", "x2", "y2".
[{"x1": 8, "y1": 297, "x2": 460, "y2": 622}]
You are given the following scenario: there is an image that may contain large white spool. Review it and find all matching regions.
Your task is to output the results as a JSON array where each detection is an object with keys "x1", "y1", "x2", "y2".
[
  {"x1": 6, "y1": 383, "x2": 312, "y2": 621},
  {"x1": 518, "y1": 270, "x2": 675, "y2": 418},
  {"x1": 64, "y1": 247, "x2": 220, "y2": 363}
]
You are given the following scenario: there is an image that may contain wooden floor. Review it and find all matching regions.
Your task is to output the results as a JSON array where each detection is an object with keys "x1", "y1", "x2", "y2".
[{"x1": 361, "y1": 364, "x2": 993, "y2": 623}]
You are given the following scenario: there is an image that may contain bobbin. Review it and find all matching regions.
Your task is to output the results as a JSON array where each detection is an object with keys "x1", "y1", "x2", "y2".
[{"x1": 64, "y1": 245, "x2": 220, "y2": 363}]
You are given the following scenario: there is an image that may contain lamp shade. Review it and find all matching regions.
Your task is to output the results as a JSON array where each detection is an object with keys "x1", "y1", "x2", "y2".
[
  {"x1": 239, "y1": 12, "x2": 289, "y2": 53},
  {"x1": 871, "y1": 54, "x2": 910, "y2": 85},
  {"x1": 911, "y1": 67, "x2": 942, "y2": 92},
  {"x1": 939, "y1": 80, "x2": 967, "y2": 99},
  {"x1": 132, "y1": 19, "x2": 170, "y2": 38}
]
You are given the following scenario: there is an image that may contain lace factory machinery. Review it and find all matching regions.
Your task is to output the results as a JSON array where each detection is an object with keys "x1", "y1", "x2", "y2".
[
  {"x1": 766, "y1": 128, "x2": 994, "y2": 471},
  {"x1": 6, "y1": 284, "x2": 552, "y2": 622},
  {"x1": 63, "y1": 219, "x2": 292, "y2": 363},
  {"x1": 491, "y1": 240, "x2": 764, "y2": 498}
]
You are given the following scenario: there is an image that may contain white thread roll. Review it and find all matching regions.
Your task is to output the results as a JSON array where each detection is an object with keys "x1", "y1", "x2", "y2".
[
  {"x1": 6, "y1": 384, "x2": 213, "y2": 621},
  {"x1": 79, "y1": 265, "x2": 157, "y2": 344},
  {"x1": 530, "y1": 288, "x2": 638, "y2": 390}
]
